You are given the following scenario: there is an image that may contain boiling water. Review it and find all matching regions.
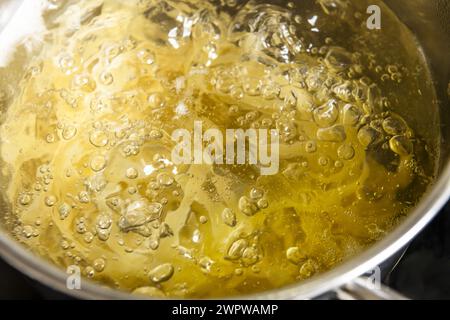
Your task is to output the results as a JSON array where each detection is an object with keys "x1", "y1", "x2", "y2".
[{"x1": 0, "y1": 0, "x2": 439, "y2": 298}]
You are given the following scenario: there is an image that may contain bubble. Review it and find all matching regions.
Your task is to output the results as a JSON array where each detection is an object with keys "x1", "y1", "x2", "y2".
[
  {"x1": 342, "y1": 104, "x2": 362, "y2": 126},
  {"x1": 337, "y1": 144, "x2": 355, "y2": 160},
  {"x1": 22, "y1": 225, "x2": 35, "y2": 238},
  {"x1": 75, "y1": 218, "x2": 87, "y2": 234},
  {"x1": 97, "y1": 228, "x2": 111, "y2": 241},
  {"x1": 159, "y1": 223, "x2": 173, "y2": 238},
  {"x1": 97, "y1": 214, "x2": 112, "y2": 229},
  {"x1": 84, "y1": 266, "x2": 95, "y2": 278},
  {"x1": 257, "y1": 198, "x2": 268, "y2": 209},
  {"x1": 84, "y1": 232, "x2": 94, "y2": 243},
  {"x1": 318, "y1": 156, "x2": 329, "y2": 166},
  {"x1": 58, "y1": 203, "x2": 71, "y2": 219},
  {"x1": 241, "y1": 247, "x2": 259, "y2": 266},
  {"x1": 93, "y1": 258, "x2": 106, "y2": 272},
  {"x1": 299, "y1": 259, "x2": 317, "y2": 278},
  {"x1": 150, "y1": 129, "x2": 163, "y2": 139},
  {"x1": 128, "y1": 186, "x2": 137, "y2": 194},
  {"x1": 333, "y1": 81, "x2": 353, "y2": 102},
  {"x1": 357, "y1": 126, "x2": 379, "y2": 147},
  {"x1": 89, "y1": 130, "x2": 109, "y2": 147},
  {"x1": 230, "y1": 86, "x2": 244, "y2": 99},
  {"x1": 149, "y1": 263, "x2": 174, "y2": 283},
  {"x1": 222, "y1": 208, "x2": 236, "y2": 227},
  {"x1": 90, "y1": 155, "x2": 107, "y2": 172},
  {"x1": 157, "y1": 173, "x2": 174, "y2": 186},
  {"x1": 324, "y1": 47, "x2": 353, "y2": 71},
  {"x1": 60, "y1": 240, "x2": 70, "y2": 250},
  {"x1": 389, "y1": 135, "x2": 413, "y2": 156},
  {"x1": 286, "y1": 247, "x2": 306, "y2": 264},
  {"x1": 99, "y1": 71, "x2": 114, "y2": 85},
  {"x1": 45, "y1": 196, "x2": 57, "y2": 207},
  {"x1": 62, "y1": 125, "x2": 77, "y2": 140},
  {"x1": 104, "y1": 44, "x2": 122, "y2": 61},
  {"x1": 199, "y1": 216, "x2": 208, "y2": 224},
  {"x1": 313, "y1": 99, "x2": 339, "y2": 127},
  {"x1": 250, "y1": 187, "x2": 264, "y2": 200},
  {"x1": 137, "y1": 49, "x2": 155, "y2": 65},
  {"x1": 77, "y1": 191, "x2": 90, "y2": 203},
  {"x1": 119, "y1": 200, "x2": 162, "y2": 231},
  {"x1": 199, "y1": 257, "x2": 214, "y2": 273},
  {"x1": 18, "y1": 193, "x2": 32, "y2": 206},
  {"x1": 382, "y1": 116, "x2": 406, "y2": 136},
  {"x1": 305, "y1": 141, "x2": 317, "y2": 153},
  {"x1": 147, "y1": 93, "x2": 165, "y2": 109},
  {"x1": 58, "y1": 54, "x2": 75, "y2": 73},
  {"x1": 334, "y1": 160, "x2": 344, "y2": 168},
  {"x1": 133, "y1": 286, "x2": 166, "y2": 297},
  {"x1": 46, "y1": 134, "x2": 55, "y2": 143},
  {"x1": 261, "y1": 85, "x2": 278, "y2": 100},
  {"x1": 317, "y1": 125, "x2": 346, "y2": 142},
  {"x1": 73, "y1": 74, "x2": 96, "y2": 91},
  {"x1": 227, "y1": 239, "x2": 248, "y2": 260},
  {"x1": 238, "y1": 196, "x2": 258, "y2": 216},
  {"x1": 126, "y1": 167, "x2": 139, "y2": 179}
]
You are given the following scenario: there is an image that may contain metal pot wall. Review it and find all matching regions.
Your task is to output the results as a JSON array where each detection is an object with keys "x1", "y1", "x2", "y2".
[{"x1": 0, "y1": 0, "x2": 448, "y2": 299}]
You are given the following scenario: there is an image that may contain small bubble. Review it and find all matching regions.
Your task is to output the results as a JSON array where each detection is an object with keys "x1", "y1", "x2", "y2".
[
  {"x1": 238, "y1": 196, "x2": 258, "y2": 216},
  {"x1": 157, "y1": 173, "x2": 174, "y2": 186},
  {"x1": 45, "y1": 196, "x2": 57, "y2": 207},
  {"x1": 46, "y1": 134, "x2": 55, "y2": 143},
  {"x1": 257, "y1": 198, "x2": 268, "y2": 209},
  {"x1": 84, "y1": 266, "x2": 95, "y2": 278},
  {"x1": 93, "y1": 258, "x2": 106, "y2": 272},
  {"x1": 90, "y1": 155, "x2": 107, "y2": 172},
  {"x1": 89, "y1": 130, "x2": 109, "y2": 147},
  {"x1": 227, "y1": 239, "x2": 248, "y2": 260},
  {"x1": 60, "y1": 240, "x2": 70, "y2": 250},
  {"x1": 150, "y1": 129, "x2": 163, "y2": 139},
  {"x1": 84, "y1": 232, "x2": 94, "y2": 243},
  {"x1": 249, "y1": 187, "x2": 264, "y2": 200},
  {"x1": 99, "y1": 71, "x2": 114, "y2": 85},
  {"x1": 305, "y1": 141, "x2": 317, "y2": 153},
  {"x1": 147, "y1": 93, "x2": 165, "y2": 109},
  {"x1": 382, "y1": 116, "x2": 406, "y2": 136},
  {"x1": 62, "y1": 125, "x2": 77, "y2": 140},
  {"x1": 286, "y1": 247, "x2": 306, "y2": 265},
  {"x1": 126, "y1": 167, "x2": 139, "y2": 179},
  {"x1": 58, "y1": 203, "x2": 71, "y2": 219},
  {"x1": 18, "y1": 193, "x2": 32, "y2": 206},
  {"x1": 389, "y1": 135, "x2": 413, "y2": 156},
  {"x1": 137, "y1": 49, "x2": 155, "y2": 65},
  {"x1": 337, "y1": 144, "x2": 355, "y2": 160},
  {"x1": 318, "y1": 156, "x2": 329, "y2": 166},
  {"x1": 22, "y1": 225, "x2": 35, "y2": 238},
  {"x1": 199, "y1": 216, "x2": 208, "y2": 224},
  {"x1": 78, "y1": 191, "x2": 90, "y2": 203},
  {"x1": 313, "y1": 99, "x2": 339, "y2": 128},
  {"x1": 149, "y1": 263, "x2": 174, "y2": 283},
  {"x1": 222, "y1": 208, "x2": 236, "y2": 227}
]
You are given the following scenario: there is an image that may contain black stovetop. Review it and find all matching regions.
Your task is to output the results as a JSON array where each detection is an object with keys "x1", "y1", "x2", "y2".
[{"x1": 1, "y1": 202, "x2": 449, "y2": 300}]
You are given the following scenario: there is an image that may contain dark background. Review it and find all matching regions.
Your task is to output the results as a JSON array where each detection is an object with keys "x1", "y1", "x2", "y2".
[{"x1": 0, "y1": 202, "x2": 449, "y2": 300}]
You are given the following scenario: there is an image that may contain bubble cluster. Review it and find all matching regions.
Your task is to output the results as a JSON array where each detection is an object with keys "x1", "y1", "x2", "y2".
[{"x1": 2, "y1": 0, "x2": 436, "y2": 299}]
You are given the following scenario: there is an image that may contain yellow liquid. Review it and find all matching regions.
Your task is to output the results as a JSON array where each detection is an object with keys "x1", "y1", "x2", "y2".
[{"x1": 0, "y1": 0, "x2": 438, "y2": 298}]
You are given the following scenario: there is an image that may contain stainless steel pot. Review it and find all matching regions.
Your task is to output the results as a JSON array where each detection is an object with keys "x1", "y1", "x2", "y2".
[{"x1": 0, "y1": 0, "x2": 448, "y2": 300}]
